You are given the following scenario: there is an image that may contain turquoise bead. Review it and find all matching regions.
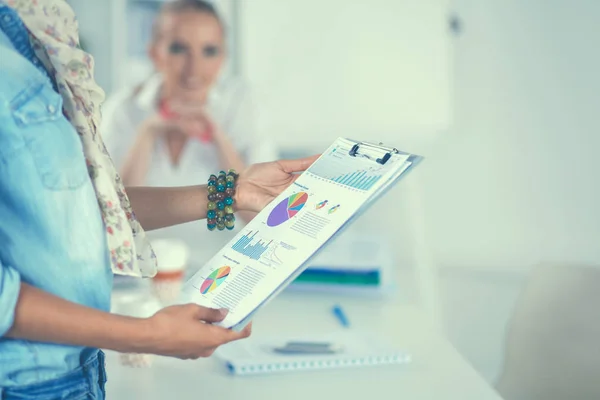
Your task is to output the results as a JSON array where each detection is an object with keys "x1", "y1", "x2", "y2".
[
  {"x1": 207, "y1": 210, "x2": 216, "y2": 219},
  {"x1": 207, "y1": 224, "x2": 216, "y2": 231},
  {"x1": 217, "y1": 184, "x2": 225, "y2": 192},
  {"x1": 208, "y1": 180, "x2": 216, "y2": 186},
  {"x1": 217, "y1": 201, "x2": 225, "y2": 210},
  {"x1": 226, "y1": 181, "x2": 234, "y2": 188},
  {"x1": 225, "y1": 197, "x2": 234, "y2": 206}
]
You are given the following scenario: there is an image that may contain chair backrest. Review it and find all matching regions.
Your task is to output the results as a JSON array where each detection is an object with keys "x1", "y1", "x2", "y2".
[{"x1": 496, "y1": 264, "x2": 600, "y2": 400}]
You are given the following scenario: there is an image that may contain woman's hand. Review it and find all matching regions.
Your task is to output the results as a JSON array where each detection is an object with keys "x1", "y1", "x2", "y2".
[
  {"x1": 124, "y1": 155, "x2": 320, "y2": 231},
  {"x1": 141, "y1": 112, "x2": 186, "y2": 139},
  {"x1": 142, "y1": 304, "x2": 251, "y2": 360},
  {"x1": 5, "y1": 283, "x2": 250, "y2": 362},
  {"x1": 167, "y1": 101, "x2": 215, "y2": 141},
  {"x1": 160, "y1": 101, "x2": 247, "y2": 175},
  {"x1": 235, "y1": 155, "x2": 320, "y2": 213}
]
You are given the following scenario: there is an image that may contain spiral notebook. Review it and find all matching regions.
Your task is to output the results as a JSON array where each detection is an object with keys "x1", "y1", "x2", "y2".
[{"x1": 216, "y1": 331, "x2": 411, "y2": 376}]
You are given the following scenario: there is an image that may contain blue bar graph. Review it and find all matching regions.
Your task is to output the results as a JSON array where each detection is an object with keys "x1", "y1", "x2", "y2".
[
  {"x1": 331, "y1": 170, "x2": 382, "y2": 190},
  {"x1": 231, "y1": 231, "x2": 271, "y2": 260},
  {"x1": 355, "y1": 175, "x2": 368, "y2": 188}
]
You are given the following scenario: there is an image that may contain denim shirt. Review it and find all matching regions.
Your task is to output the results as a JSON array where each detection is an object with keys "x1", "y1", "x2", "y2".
[{"x1": 0, "y1": 7, "x2": 113, "y2": 388}]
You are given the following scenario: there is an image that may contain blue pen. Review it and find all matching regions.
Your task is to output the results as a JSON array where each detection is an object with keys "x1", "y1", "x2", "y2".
[{"x1": 332, "y1": 304, "x2": 350, "y2": 328}]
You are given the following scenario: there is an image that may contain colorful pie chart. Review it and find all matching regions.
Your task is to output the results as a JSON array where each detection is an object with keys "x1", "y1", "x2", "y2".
[
  {"x1": 200, "y1": 266, "x2": 231, "y2": 294},
  {"x1": 267, "y1": 192, "x2": 309, "y2": 227}
]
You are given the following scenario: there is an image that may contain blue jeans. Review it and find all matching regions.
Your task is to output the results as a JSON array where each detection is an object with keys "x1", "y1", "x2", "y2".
[{"x1": 1, "y1": 350, "x2": 107, "y2": 400}]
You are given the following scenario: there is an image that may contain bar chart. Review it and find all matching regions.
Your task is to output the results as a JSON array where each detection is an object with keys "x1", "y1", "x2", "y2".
[
  {"x1": 331, "y1": 171, "x2": 382, "y2": 190},
  {"x1": 306, "y1": 146, "x2": 387, "y2": 191},
  {"x1": 231, "y1": 231, "x2": 272, "y2": 260}
]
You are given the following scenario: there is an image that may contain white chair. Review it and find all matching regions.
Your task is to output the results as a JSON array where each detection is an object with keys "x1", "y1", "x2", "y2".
[{"x1": 496, "y1": 264, "x2": 600, "y2": 400}]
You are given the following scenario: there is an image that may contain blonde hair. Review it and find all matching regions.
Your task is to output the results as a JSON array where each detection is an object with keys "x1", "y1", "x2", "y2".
[{"x1": 151, "y1": 0, "x2": 223, "y2": 42}]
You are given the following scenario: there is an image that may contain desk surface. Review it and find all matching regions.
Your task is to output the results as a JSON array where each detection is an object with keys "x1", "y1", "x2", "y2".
[{"x1": 105, "y1": 292, "x2": 502, "y2": 400}]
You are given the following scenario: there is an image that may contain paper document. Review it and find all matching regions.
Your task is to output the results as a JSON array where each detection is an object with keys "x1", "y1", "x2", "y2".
[{"x1": 181, "y1": 137, "x2": 421, "y2": 329}]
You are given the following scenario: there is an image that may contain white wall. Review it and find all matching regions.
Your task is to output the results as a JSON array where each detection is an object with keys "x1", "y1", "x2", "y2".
[
  {"x1": 68, "y1": 0, "x2": 600, "y2": 385},
  {"x1": 426, "y1": 0, "x2": 600, "y2": 383},
  {"x1": 423, "y1": 0, "x2": 600, "y2": 268},
  {"x1": 240, "y1": 0, "x2": 452, "y2": 149}
]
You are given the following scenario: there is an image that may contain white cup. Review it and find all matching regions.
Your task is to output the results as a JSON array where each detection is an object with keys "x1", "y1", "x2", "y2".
[{"x1": 150, "y1": 238, "x2": 190, "y2": 306}]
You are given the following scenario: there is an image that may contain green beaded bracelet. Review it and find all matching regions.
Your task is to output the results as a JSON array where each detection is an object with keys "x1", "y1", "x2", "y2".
[{"x1": 207, "y1": 169, "x2": 238, "y2": 231}]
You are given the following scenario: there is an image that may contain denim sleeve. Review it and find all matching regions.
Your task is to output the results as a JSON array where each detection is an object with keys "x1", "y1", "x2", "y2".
[{"x1": 0, "y1": 259, "x2": 21, "y2": 336}]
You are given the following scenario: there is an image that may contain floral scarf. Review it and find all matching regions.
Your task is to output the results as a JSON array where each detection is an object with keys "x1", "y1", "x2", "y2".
[{"x1": 6, "y1": 0, "x2": 156, "y2": 277}]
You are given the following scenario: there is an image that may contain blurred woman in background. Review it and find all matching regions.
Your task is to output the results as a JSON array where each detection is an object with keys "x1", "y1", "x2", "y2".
[{"x1": 101, "y1": 0, "x2": 275, "y2": 273}]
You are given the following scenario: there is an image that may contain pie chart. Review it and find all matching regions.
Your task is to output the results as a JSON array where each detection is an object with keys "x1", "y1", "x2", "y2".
[
  {"x1": 267, "y1": 192, "x2": 309, "y2": 227},
  {"x1": 200, "y1": 266, "x2": 231, "y2": 294}
]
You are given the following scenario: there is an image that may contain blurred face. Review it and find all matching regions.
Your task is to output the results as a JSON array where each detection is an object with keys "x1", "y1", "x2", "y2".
[{"x1": 151, "y1": 11, "x2": 225, "y2": 103}]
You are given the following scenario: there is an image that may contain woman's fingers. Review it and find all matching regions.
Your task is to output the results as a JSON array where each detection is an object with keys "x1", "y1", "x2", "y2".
[
  {"x1": 220, "y1": 323, "x2": 253, "y2": 343},
  {"x1": 277, "y1": 154, "x2": 320, "y2": 174},
  {"x1": 169, "y1": 101, "x2": 207, "y2": 118},
  {"x1": 189, "y1": 304, "x2": 228, "y2": 323}
]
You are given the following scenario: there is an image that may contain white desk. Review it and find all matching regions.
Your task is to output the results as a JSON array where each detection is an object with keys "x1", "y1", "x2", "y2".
[{"x1": 105, "y1": 292, "x2": 503, "y2": 400}]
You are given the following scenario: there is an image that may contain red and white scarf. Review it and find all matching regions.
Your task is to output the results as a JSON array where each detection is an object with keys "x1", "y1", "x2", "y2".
[{"x1": 7, "y1": 0, "x2": 157, "y2": 277}]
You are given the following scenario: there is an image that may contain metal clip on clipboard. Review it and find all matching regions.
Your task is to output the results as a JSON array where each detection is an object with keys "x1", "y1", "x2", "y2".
[{"x1": 348, "y1": 140, "x2": 399, "y2": 165}]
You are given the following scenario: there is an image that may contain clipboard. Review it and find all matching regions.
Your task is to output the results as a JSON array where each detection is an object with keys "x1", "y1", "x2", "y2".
[{"x1": 229, "y1": 138, "x2": 423, "y2": 331}]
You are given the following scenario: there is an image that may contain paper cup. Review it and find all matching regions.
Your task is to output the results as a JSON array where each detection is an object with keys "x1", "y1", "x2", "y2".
[
  {"x1": 150, "y1": 238, "x2": 189, "y2": 305},
  {"x1": 112, "y1": 293, "x2": 162, "y2": 368}
]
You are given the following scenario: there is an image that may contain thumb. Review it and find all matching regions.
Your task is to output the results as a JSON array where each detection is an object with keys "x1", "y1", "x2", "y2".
[
  {"x1": 278, "y1": 154, "x2": 320, "y2": 174},
  {"x1": 190, "y1": 305, "x2": 229, "y2": 323}
]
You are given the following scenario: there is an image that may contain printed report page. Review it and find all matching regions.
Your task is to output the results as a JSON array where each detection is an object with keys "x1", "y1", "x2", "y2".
[{"x1": 182, "y1": 138, "x2": 410, "y2": 327}]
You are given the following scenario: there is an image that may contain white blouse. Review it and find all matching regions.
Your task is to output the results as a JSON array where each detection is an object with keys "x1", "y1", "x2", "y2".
[{"x1": 100, "y1": 75, "x2": 278, "y2": 274}]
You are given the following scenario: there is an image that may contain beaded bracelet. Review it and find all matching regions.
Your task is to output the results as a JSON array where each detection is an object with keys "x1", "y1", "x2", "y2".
[{"x1": 207, "y1": 169, "x2": 238, "y2": 231}]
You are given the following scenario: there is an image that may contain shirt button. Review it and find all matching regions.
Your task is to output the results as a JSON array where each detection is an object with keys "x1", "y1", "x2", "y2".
[{"x1": 47, "y1": 104, "x2": 56, "y2": 113}]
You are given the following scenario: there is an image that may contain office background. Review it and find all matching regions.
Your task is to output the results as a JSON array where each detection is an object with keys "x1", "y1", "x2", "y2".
[{"x1": 66, "y1": 0, "x2": 600, "y2": 385}]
